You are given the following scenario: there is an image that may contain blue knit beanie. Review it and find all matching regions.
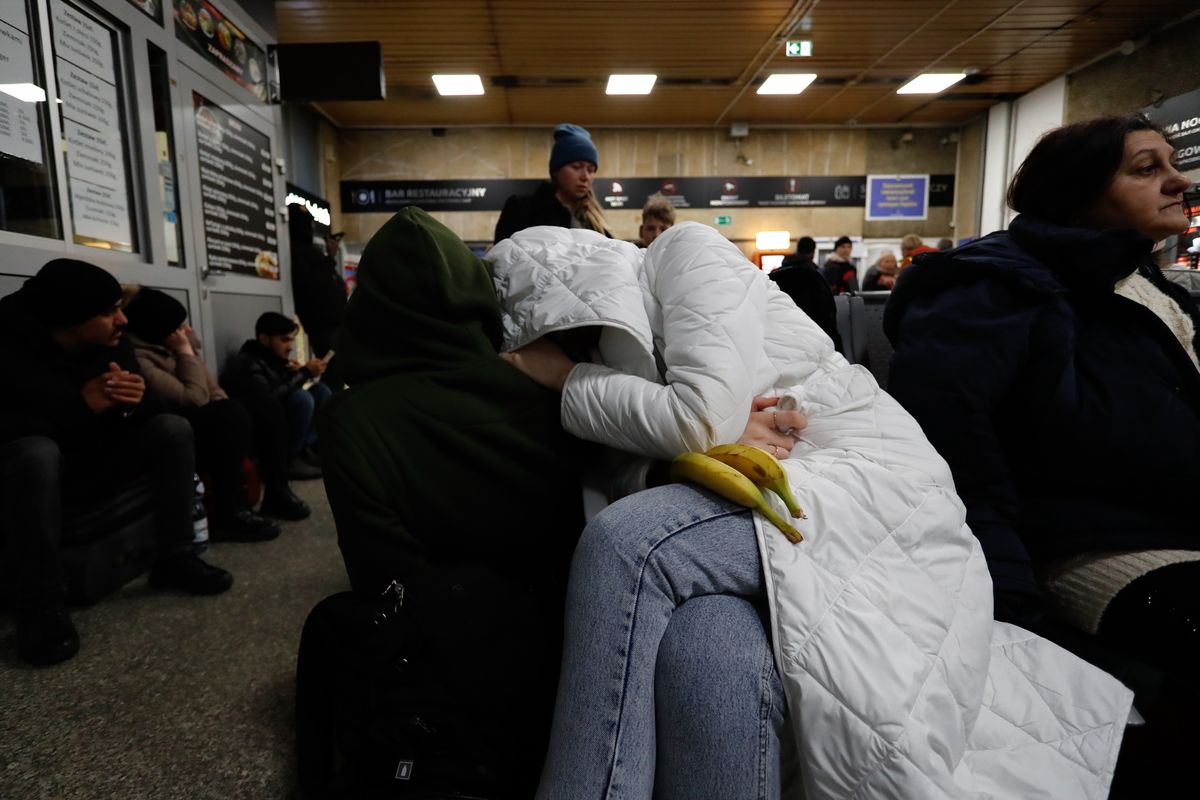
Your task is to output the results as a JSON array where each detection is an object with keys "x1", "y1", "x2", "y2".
[{"x1": 548, "y1": 123, "x2": 599, "y2": 174}]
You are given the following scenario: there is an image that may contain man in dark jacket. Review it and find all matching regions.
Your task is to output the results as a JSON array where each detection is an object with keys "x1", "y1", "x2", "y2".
[
  {"x1": 769, "y1": 236, "x2": 843, "y2": 352},
  {"x1": 221, "y1": 312, "x2": 330, "y2": 520},
  {"x1": 0, "y1": 259, "x2": 233, "y2": 667},
  {"x1": 289, "y1": 207, "x2": 346, "y2": 391},
  {"x1": 821, "y1": 235, "x2": 859, "y2": 294}
]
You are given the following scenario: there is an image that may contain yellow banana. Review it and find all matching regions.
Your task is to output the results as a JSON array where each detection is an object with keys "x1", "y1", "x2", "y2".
[
  {"x1": 670, "y1": 452, "x2": 804, "y2": 544},
  {"x1": 705, "y1": 443, "x2": 808, "y2": 520}
]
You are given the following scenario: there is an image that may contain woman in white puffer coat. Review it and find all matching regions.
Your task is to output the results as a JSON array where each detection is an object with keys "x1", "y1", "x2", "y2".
[{"x1": 489, "y1": 222, "x2": 1133, "y2": 800}]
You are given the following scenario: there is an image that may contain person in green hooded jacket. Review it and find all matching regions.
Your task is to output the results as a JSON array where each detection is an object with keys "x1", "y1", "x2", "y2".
[{"x1": 315, "y1": 207, "x2": 588, "y2": 797}]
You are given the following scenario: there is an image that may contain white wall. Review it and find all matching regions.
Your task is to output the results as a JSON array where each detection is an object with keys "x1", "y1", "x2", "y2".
[
  {"x1": 979, "y1": 76, "x2": 1067, "y2": 234},
  {"x1": 979, "y1": 102, "x2": 1012, "y2": 236}
]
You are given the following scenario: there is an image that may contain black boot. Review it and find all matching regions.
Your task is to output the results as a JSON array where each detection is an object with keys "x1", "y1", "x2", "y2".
[
  {"x1": 287, "y1": 456, "x2": 322, "y2": 481},
  {"x1": 16, "y1": 602, "x2": 80, "y2": 667},
  {"x1": 260, "y1": 484, "x2": 311, "y2": 520},
  {"x1": 209, "y1": 509, "x2": 281, "y2": 542},
  {"x1": 148, "y1": 553, "x2": 234, "y2": 595}
]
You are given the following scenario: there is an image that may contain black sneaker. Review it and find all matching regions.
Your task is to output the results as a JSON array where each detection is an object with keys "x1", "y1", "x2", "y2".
[
  {"x1": 16, "y1": 603, "x2": 80, "y2": 667},
  {"x1": 148, "y1": 553, "x2": 234, "y2": 595},
  {"x1": 209, "y1": 509, "x2": 281, "y2": 542},
  {"x1": 259, "y1": 486, "x2": 311, "y2": 521},
  {"x1": 287, "y1": 456, "x2": 322, "y2": 481},
  {"x1": 299, "y1": 444, "x2": 322, "y2": 468}
]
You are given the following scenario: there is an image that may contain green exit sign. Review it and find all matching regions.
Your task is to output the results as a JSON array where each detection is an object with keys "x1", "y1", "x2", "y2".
[
  {"x1": 785, "y1": 40, "x2": 813, "y2": 57},
  {"x1": 715, "y1": 215, "x2": 732, "y2": 225}
]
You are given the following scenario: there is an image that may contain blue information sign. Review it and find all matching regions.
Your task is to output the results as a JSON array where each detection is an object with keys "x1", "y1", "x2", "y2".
[{"x1": 865, "y1": 175, "x2": 930, "y2": 220}]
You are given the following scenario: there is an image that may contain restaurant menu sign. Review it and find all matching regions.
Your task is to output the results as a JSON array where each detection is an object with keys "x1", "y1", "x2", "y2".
[
  {"x1": 52, "y1": 0, "x2": 133, "y2": 248},
  {"x1": 342, "y1": 175, "x2": 955, "y2": 213},
  {"x1": 194, "y1": 92, "x2": 278, "y2": 278},
  {"x1": 174, "y1": 0, "x2": 267, "y2": 100},
  {"x1": 0, "y1": 0, "x2": 43, "y2": 163}
]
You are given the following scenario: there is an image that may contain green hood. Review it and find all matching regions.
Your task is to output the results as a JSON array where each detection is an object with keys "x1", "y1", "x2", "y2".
[
  {"x1": 321, "y1": 207, "x2": 584, "y2": 595},
  {"x1": 339, "y1": 206, "x2": 503, "y2": 383}
]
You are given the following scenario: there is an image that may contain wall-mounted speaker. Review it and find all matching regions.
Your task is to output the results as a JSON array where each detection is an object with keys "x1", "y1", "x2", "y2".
[{"x1": 271, "y1": 42, "x2": 386, "y2": 102}]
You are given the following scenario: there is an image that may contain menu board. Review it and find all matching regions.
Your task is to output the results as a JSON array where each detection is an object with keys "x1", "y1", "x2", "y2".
[
  {"x1": 174, "y1": 1, "x2": 267, "y2": 100},
  {"x1": 51, "y1": 0, "x2": 133, "y2": 249},
  {"x1": 193, "y1": 92, "x2": 278, "y2": 278},
  {"x1": 0, "y1": 0, "x2": 44, "y2": 163}
]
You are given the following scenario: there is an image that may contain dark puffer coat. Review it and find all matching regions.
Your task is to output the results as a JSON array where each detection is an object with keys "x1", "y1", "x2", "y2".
[
  {"x1": 493, "y1": 182, "x2": 572, "y2": 243},
  {"x1": 884, "y1": 214, "x2": 1200, "y2": 625}
]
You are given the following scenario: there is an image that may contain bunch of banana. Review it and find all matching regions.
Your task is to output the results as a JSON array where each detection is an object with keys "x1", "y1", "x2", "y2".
[
  {"x1": 669, "y1": 447, "x2": 805, "y2": 544},
  {"x1": 705, "y1": 444, "x2": 807, "y2": 520}
]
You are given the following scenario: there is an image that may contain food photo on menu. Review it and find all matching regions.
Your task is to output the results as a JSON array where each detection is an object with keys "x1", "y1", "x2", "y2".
[
  {"x1": 178, "y1": 1, "x2": 196, "y2": 29},
  {"x1": 198, "y1": 5, "x2": 214, "y2": 37}
]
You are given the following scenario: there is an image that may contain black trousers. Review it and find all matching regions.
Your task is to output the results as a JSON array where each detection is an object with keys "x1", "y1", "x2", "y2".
[
  {"x1": 234, "y1": 391, "x2": 290, "y2": 493},
  {"x1": 184, "y1": 399, "x2": 252, "y2": 522},
  {"x1": 0, "y1": 414, "x2": 194, "y2": 606},
  {"x1": 1101, "y1": 561, "x2": 1200, "y2": 798},
  {"x1": 1099, "y1": 561, "x2": 1200, "y2": 671}
]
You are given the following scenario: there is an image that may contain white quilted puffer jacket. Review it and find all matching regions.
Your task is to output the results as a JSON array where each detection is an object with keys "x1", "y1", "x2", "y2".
[{"x1": 488, "y1": 222, "x2": 1133, "y2": 800}]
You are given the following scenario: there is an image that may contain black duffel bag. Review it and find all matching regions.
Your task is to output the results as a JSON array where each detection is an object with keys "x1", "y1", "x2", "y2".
[{"x1": 295, "y1": 563, "x2": 559, "y2": 800}]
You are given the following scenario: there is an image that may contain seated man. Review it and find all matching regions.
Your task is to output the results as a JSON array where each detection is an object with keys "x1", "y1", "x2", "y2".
[
  {"x1": 768, "y1": 234, "x2": 843, "y2": 351},
  {"x1": 0, "y1": 259, "x2": 233, "y2": 667},
  {"x1": 221, "y1": 312, "x2": 330, "y2": 521},
  {"x1": 122, "y1": 286, "x2": 279, "y2": 542}
]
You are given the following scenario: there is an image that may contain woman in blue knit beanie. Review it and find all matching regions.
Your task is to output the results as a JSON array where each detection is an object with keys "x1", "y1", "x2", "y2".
[{"x1": 494, "y1": 123, "x2": 611, "y2": 242}]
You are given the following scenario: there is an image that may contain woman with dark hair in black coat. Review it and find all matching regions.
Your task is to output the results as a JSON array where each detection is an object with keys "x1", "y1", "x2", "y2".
[{"x1": 885, "y1": 114, "x2": 1197, "y2": 793}]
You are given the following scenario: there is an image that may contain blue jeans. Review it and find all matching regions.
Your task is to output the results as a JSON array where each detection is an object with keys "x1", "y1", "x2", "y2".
[
  {"x1": 283, "y1": 383, "x2": 333, "y2": 456},
  {"x1": 538, "y1": 484, "x2": 786, "y2": 800}
]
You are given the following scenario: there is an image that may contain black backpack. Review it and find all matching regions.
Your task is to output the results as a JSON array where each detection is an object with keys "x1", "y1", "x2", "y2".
[{"x1": 295, "y1": 563, "x2": 559, "y2": 800}]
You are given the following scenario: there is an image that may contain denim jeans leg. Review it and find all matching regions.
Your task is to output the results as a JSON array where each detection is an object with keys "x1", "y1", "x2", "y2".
[
  {"x1": 284, "y1": 388, "x2": 316, "y2": 457},
  {"x1": 305, "y1": 382, "x2": 333, "y2": 448},
  {"x1": 537, "y1": 483, "x2": 766, "y2": 800},
  {"x1": 653, "y1": 595, "x2": 785, "y2": 800}
]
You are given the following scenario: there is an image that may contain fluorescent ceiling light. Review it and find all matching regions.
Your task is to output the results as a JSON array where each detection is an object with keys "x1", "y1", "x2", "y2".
[
  {"x1": 896, "y1": 73, "x2": 966, "y2": 94},
  {"x1": 0, "y1": 83, "x2": 46, "y2": 102},
  {"x1": 432, "y1": 74, "x2": 484, "y2": 96},
  {"x1": 606, "y1": 74, "x2": 657, "y2": 95},
  {"x1": 757, "y1": 73, "x2": 817, "y2": 95},
  {"x1": 756, "y1": 231, "x2": 792, "y2": 251}
]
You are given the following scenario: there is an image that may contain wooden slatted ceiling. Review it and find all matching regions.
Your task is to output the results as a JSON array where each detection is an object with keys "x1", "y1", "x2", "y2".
[{"x1": 276, "y1": 0, "x2": 1197, "y2": 128}]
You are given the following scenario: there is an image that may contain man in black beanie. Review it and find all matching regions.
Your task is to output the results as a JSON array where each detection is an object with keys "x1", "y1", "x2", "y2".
[{"x1": 0, "y1": 259, "x2": 234, "y2": 667}]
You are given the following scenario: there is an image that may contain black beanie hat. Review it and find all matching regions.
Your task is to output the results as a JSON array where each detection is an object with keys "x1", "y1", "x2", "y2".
[
  {"x1": 123, "y1": 287, "x2": 187, "y2": 343},
  {"x1": 21, "y1": 258, "x2": 123, "y2": 329}
]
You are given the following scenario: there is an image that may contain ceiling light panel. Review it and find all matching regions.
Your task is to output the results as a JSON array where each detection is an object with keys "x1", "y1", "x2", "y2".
[
  {"x1": 757, "y1": 73, "x2": 817, "y2": 95},
  {"x1": 432, "y1": 74, "x2": 484, "y2": 96},
  {"x1": 896, "y1": 73, "x2": 966, "y2": 95},
  {"x1": 606, "y1": 74, "x2": 657, "y2": 95}
]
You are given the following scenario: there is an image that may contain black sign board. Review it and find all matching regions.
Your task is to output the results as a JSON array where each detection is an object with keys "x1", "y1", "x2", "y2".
[
  {"x1": 342, "y1": 175, "x2": 954, "y2": 213},
  {"x1": 194, "y1": 92, "x2": 277, "y2": 278},
  {"x1": 1146, "y1": 87, "x2": 1200, "y2": 172},
  {"x1": 174, "y1": 1, "x2": 268, "y2": 100}
]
